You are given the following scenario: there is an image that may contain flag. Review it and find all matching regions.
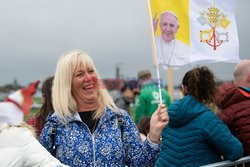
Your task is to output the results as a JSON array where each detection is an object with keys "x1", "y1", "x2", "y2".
[
  {"x1": 190, "y1": 0, "x2": 239, "y2": 64},
  {"x1": 149, "y1": 0, "x2": 240, "y2": 67}
]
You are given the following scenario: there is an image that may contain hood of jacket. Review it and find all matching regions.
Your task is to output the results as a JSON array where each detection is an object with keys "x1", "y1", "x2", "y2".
[
  {"x1": 168, "y1": 95, "x2": 209, "y2": 127},
  {"x1": 217, "y1": 83, "x2": 250, "y2": 109}
]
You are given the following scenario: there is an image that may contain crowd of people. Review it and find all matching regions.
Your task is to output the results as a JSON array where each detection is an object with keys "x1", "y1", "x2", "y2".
[{"x1": 0, "y1": 50, "x2": 249, "y2": 166}]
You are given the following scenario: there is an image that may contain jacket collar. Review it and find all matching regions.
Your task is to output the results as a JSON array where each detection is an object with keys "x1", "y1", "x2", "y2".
[
  {"x1": 239, "y1": 87, "x2": 250, "y2": 97},
  {"x1": 48, "y1": 107, "x2": 119, "y2": 125},
  {"x1": 219, "y1": 85, "x2": 250, "y2": 108}
]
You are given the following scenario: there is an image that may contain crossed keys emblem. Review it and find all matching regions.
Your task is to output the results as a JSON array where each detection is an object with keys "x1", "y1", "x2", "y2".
[{"x1": 197, "y1": 5, "x2": 231, "y2": 50}]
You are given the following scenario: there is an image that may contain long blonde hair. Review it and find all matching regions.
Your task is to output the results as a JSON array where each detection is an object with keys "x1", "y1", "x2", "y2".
[{"x1": 52, "y1": 50, "x2": 117, "y2": 119}]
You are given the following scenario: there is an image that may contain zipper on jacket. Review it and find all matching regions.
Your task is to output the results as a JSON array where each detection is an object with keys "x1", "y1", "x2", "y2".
[
  {"x1": 84, "y1": 123, "x2": 97, "y2": 167},
  {"x1": 77, "y1": 120, "x2": 98, "y2": 167},
  {"x1": 91, "y1": 120, "x2": 102, "y2": 167},
  {"x1": 91, "y1": 118, "x2": 103, "y2": 167},
  {"x1": 91, "y1": 119, "x2": 102, "y2": 167},
  {"x1": 91, "y1": 134, "x2": 96, "y2": 167}
]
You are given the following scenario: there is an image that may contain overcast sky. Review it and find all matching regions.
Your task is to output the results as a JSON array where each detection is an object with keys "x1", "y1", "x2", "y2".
[{"x1": 0, "y1": 0, "x2": 249, "y2": 86}]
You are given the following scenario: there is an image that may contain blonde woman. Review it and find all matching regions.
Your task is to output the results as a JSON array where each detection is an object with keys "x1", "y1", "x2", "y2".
[{"x1": 39, "y1": 50, "x2": 168, "y2": 167}]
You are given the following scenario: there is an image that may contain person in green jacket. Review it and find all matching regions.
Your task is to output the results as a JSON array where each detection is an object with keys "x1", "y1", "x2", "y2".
[{"x1": 135, "y1": 69, "x2": 171, "y2": 124}]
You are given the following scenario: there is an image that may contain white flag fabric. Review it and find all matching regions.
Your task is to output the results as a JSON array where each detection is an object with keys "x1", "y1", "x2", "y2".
[
  {"x1": 190, "y1": 0, "x2": 239, "y2": 64},
  {"x1": 149, "y1": 0, "x2": 240, "y2": 67}
]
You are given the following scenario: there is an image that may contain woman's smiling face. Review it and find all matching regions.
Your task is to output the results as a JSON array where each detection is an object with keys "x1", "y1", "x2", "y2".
[{"x1": 71, "y1": 63, "x2": 98, "y2": 105}]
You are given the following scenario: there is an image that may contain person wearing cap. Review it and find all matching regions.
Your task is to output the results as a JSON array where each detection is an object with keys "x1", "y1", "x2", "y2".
[
  {"x1": 0, "y1": 81, "x2": 68, "y2": 167},
  {"x1": 153, "y1": 11, "x2": 189, "y2": 67},
  {"x1": 135, "y1": 69, "x2": 171, "y2": 124},
  {"x1": 113, "y1": 80, "x2": 139, "y2": 112}
]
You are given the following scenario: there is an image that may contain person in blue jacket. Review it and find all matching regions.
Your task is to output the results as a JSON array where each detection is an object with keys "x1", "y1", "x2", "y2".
[
  {"x1": 39, "y1": 50, "x2": 169, "y2": 167},
  {"x1": 156, "y1": 66, "x2": 243, "y2": 167}
]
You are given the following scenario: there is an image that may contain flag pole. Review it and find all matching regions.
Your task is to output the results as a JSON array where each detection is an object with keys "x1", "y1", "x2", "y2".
[
  {"x1": 147, "y1": 0, "x2": 163, "y2": 105},
  {"x1": 167, "y1": 68, "x2": 174, "y2": 102}
]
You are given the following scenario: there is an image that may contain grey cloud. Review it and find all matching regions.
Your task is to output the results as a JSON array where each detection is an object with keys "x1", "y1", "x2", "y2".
[{"x1": 0, "y1": 0, "x2": 249, "y2": 86}]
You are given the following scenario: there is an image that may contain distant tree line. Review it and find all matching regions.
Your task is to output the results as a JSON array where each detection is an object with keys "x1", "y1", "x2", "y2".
[
  {"x1": 0, "y1": 84, "x2": 22, "y2": 93},
  {"x1": 0, "y1": 78, "x2": 22, "y2": 92}
]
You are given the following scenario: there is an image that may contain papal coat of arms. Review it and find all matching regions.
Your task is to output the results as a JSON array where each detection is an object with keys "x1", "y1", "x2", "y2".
[{"x1": 197, "y1": 5, "x2": 231, "y2": 50}]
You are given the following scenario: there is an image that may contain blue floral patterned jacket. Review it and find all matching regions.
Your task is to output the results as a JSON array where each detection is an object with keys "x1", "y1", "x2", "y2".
[{"x1": 39, "y1": 107, "x2": 159, "y2": 167}]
